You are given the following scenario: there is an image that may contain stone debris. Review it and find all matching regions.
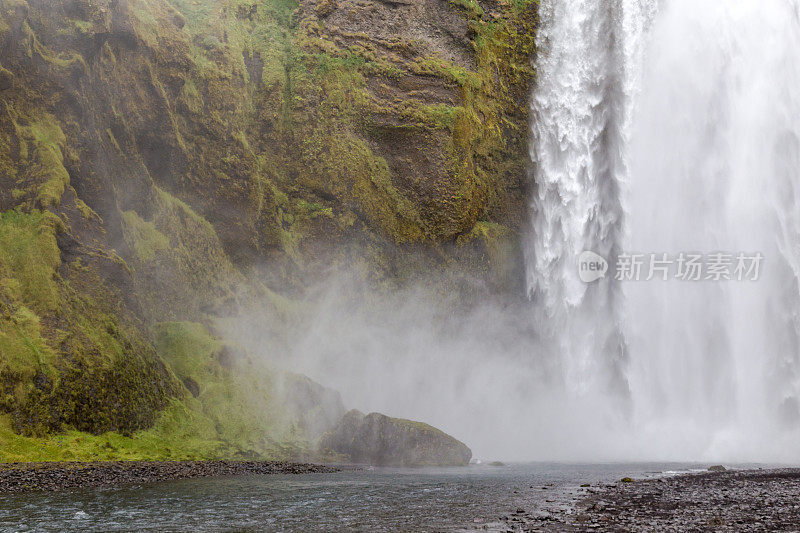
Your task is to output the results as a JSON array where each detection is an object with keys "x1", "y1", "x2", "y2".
[{"x1": 0, "y1": 461, "x2": 338, "y2": 493}]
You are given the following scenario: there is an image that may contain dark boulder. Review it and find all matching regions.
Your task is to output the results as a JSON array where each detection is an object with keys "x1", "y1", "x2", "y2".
[{"x1": 319, "y1": 410, "x2": 472, "y2": 467}]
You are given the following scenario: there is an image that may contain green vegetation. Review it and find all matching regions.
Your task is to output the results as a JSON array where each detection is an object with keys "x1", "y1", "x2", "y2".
[
  {"x1": 0, "y1": 208, "x2": 179, "y2": 438},
  {"x1": 449, "y1": 0, "x2": 484, "y2": 20},
  {"x1": 0, "y1": 0, "x2": 537, "y2": 460},
  {"x1": 152, "y1": 321, "x2": 308, "y2": 459},
  {"x1": 121, "y1": 210, "x2": 171, "y2": 264},
  {"x1": 0, "y1": 210, "x2": 61, "y2": 312},
  {"x1": 120, "y1": 187, "x2": 240, "y2": 323},
  {"x1": 13, "y1": 116, "x2": 70, "y2": 209},
  {"x1": 0, "y1": 320, "x2": 318, "y2": 461},
  {"x1": 0, "y1": 404, "x2": 221, "y2": 462}
]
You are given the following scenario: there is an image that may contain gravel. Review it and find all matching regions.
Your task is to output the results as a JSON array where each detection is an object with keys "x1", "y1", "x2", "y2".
[
  {"x1": 0, "y1": 460, "x2": 338, "y2": 493},
  {"x1": 491, "y1": 469, "x2": 800, "y2": 532}
]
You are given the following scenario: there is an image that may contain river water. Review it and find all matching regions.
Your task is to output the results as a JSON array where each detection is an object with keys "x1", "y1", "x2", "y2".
[{"x1": 0, "y1": 463, "x2": 724, "y2": 532}]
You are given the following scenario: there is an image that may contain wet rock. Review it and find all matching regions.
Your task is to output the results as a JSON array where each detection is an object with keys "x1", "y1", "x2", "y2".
[
  {"x1": 0, "y1": 461, "x2": 339, "y2": 494},
  {"x1": 181, "y1": 376, "x2": 200, "y2": 397},
  {"x1": 315, "y1": 0, "x2": 337, "y2": 18},
  {"x1": 0, "y1": 66, "x2": 13, "y2": 91},
  {"x1": 708, "y1": 465, "x2": 727, "y2": 472},
  {"x1": 319, "y1": 410, "x2": 472, "y2": 466},
  {"x1": 555, "y1": 469, "x2": 800, "y2": 532}
]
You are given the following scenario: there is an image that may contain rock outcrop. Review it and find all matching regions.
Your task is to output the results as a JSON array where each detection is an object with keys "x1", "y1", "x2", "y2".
[
  {"x1": 320, "y1": 410, "x2": 472, "y2": 466},
  {"x1": 0, "y1": 0, "x2": 536, "y2": 458}
]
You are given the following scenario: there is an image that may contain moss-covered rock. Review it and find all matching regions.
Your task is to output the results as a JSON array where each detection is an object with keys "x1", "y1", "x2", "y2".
[
  {"x1": 155, "y1": 321, "x2": 345, "y2": 459},
  {"x1": 0, "y1": 208, "x2": 180, "y2": 437},
  {"x1": 320, "y1": 409, "x2": 472, "y2": 466},
  {"x1": 0, "y1": 0, "x2": 536, "y2": 457},
  {"x1": 1, "y1": 0, "x2": 537, "y2": 293}
]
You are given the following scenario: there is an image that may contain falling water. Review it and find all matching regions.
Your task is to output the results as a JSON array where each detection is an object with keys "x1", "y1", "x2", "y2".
[
  {"x1": 529, "y1": 0, "x2": 800, "y2": 460},
  {"x1": 526, "y1": 0, "x2": 648, "y2": 412},
  {"x1": 625, "y1": 0, "x2": 800, "y2": 459}
]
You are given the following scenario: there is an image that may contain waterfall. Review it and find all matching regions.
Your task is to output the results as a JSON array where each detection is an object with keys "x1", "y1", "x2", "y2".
[
  {"x1": 625, "y1": 0, "x2": 800, "y2": 459},
  {"x1": 526, "y1": 0, "x2": 650, "y2": 409},
  {"x1": 529, "y1": 0, "x2": 800, "y2": 460}
]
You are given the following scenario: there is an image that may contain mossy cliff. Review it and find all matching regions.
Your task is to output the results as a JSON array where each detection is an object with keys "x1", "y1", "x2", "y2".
[{"x1": 0, "y1": 0, "x2": 537, "y2": 458}]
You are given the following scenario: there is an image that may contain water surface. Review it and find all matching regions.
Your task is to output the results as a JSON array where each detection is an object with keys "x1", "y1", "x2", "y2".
[{"x1": 0, "y1": 463, "x2": 720, "y2": 532}]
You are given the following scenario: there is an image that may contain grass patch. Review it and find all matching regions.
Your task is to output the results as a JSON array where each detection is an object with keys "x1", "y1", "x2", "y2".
[
  {"x1": 0, "y1": 209, "x2": 61, "y2": 312},
  {"x1": 14, "y1": 116, "x2": 70, "y2": 209}
]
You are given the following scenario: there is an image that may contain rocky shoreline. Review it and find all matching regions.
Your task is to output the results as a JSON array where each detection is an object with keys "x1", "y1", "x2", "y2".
[
  {"x1": 571, "y1": 468, "x2": 800, "y2": 532},
  {"x1": 0, "y1": 461, "x2": 339, "y2": 494},
  {"x1": 493, "y1": 468, "x2": 800, "y2": 532}
]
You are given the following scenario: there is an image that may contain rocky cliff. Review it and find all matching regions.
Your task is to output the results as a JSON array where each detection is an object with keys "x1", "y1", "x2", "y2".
[
  {"x1": 320, "y1": 410, "x2": 472, "y2": 466},
  {"x1": 0, "y1": 0, "x2": 536, "y2": 459}
]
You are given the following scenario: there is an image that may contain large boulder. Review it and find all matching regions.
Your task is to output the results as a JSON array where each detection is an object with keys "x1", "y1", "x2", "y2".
[{"x1": 320, "y1": 410, "x2": 472, "y2": 467}]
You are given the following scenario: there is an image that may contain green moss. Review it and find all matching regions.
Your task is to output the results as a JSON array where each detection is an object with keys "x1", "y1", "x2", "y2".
[
  {"x1": 169, "y1": 0, "x2": 298, "y2": 87},
  {"x1": 296, "y1": 199, "x2": 333, "y2": 220},
  {"x1": 449, "y1": 0, "x2": 484, "y2": 20},
  {"x1": 74, "y1": 198, "x2": 101, "y2": 222},
  {"x1": 510, "y1": 0, "x2": 539, "y2": 13},
  {"x1": 120, "y1": 187, "x2": 239, "y2": 322},
  {"x1": 0, "y1": 205, "x2": 180, "y2": 437},
  {"x1": 156, "y1": 321, "x2": 222, "y2": 379},
  {"x1": 0, "y1": 403, "x2": 226, "y2": 461},
  {"x1": 153, "y1": 321, "x2": 309, "y2": 459},
  {"x1": 121, "y1": 210, "x2": 171, "y2": 263},
  {"x1": 180, "y1": 79, "x2": 204, "y2": 114},
  {"x1": 129, "y1": 0, "x2": 160, "y2": 43},
  {"x1": 13, "y1": 116, "x2": 70, "y2": 209},
  {"x1": 439, "y1": 2, "x2": 538, "y2": 236},
  {"x1": 0, "y1": 306, "x2": 57, "y2": 376},
  {"x1": 0, "y1": 209, "x2": 61, "y2": 312},
  {"x1": 421, "y1": 104, "x2": 462, "y2": 130},
  {"x1": 300, "y1": 129, "x2": 423, "y2": 243},
  {"x1": 410, "y1": 57, "x2": 482, "y2": 90},
  {"x1": 70, "y1": 19, "x2": 92, "y2": 33}
]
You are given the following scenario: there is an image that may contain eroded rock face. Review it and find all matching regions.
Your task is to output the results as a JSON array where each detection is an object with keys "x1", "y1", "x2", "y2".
[
  {"x1": 320, "y1": 410, "x2": 472, "y2": 466},
  {"x1": 0, "y1": 0, "x2": 537, "y2": 442}
]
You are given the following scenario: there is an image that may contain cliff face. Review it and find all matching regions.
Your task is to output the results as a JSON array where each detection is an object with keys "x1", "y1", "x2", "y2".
[{"x1": 0, "y1": 0, "x2": 536, "y2": 455}]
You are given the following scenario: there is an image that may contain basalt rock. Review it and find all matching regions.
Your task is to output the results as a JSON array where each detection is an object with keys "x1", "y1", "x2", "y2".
[
  {"x1": 320, "y1": 410, "x2": 472, "y2": 467},
  {"x1": 0, "y1": 0, "x2": 537, "y2": 455}
]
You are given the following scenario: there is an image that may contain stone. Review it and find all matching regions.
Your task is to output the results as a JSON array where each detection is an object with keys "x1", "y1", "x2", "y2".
[
  {"x1": 319, "y1": 410, "x2": 472, "y2": 466},
  {"x1": 0, "y1": 66, "x2": 13, "y2": 91}
]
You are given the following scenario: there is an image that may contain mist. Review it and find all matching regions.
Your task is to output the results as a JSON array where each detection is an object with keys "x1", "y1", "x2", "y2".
[
  {"x1": 223, "y1": 0, "x2": 800, "y2": 465},
  {"x1": 222, "y1": 273, "x2": 617, "y2": 462}
]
